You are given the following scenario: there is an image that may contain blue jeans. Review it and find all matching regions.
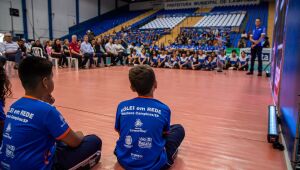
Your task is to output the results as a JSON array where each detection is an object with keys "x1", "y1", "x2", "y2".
[
  {"x1": 53, "y1": 135, "x2": 102, "y2": 170},
  {"x1": 5, "y1": 50, "x2": 22, "y2": 64},
  {"x1": 162, "y1": 124, "x2": 185, "y2": 169}
]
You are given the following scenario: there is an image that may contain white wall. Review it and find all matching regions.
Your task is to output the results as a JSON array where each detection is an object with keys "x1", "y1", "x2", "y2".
[
  {"x1": 26, "y1": 0, "x2": 49, "y2": 40},
  {"x1": 0, "y1": 0, "x2": 24, "y2": 34},
  {"x1": 52, "y1": 0, "x2": 76, "y2": 38},
  {"x1": 101, "y1": 0, "x2": 115, "y2": 14},
  {"x1": 79, "y1": 0, "x2": 98, "y2": 22},
  {"x1": 0, "y1": 0, "x2": 119, "y2": 39}
]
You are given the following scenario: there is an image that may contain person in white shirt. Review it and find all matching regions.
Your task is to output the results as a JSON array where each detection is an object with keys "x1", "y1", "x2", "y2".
[
  {"x1": 114, "y1": 39, "x2": 125, "y2": 65},
  {"x1": 81, "y1": 35, "x2": 95, "y2": 68},
  {"x1": 217, "y1": 50, "x2": 228, "y2": 72},
  {"x1": 105, "y1": 38, "x2": 118, "y2": 66},
  {"x1": 2, "y1": 33, "x2": 22, "y2": 69}
]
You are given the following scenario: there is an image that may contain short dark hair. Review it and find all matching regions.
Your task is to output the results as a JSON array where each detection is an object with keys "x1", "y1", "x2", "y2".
[
  {"x1": 129, "y1": 65, "x2": 156, "y2": 96},
  {"x1": 232, "y1": 49, "x2": 237, "y2": 53},
  {"x1": 256, "y1": 17, "x2": 261, "y2": 21},
  {"x1": 18, "y1": 57, "x2": 53, "y2": 90}
]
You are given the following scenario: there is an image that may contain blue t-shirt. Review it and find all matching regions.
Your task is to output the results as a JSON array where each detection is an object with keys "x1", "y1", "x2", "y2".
[
  {"x1": 251, "y1": 26, "x2": 266, "y2": 46},
  {"x1": 0, "y1": 100, "x2": 5, "y2": 121},
  {"x1": 238, "y1": 56, "x2": 249, "y2": 65},
  {"x1": 227, "y1": 55, "x2": 239, "y2": 65},
  {"x1": 0, "y1": 97, "x2": 70, "y2": 170},
  {"x1": 115, "y1": 97, "x2": 171, "y2": 170}
]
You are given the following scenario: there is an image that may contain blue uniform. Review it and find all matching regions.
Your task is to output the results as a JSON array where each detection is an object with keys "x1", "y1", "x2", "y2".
[
  {"x1": 227, "y1": 55, "x2": 239, "y2": 65},
  {"x1": 251, "y1": 26, "x2": 266, "y2": 46},
  {"x1": 217, "y1": 55, "x2": 227, "y2": 64},
  {"x1": 238, "y1": 56, "x2": 249, "y2": 65},
  {"x1": 198, "y1": 54, "x2": 206, "y2": 64},
  {"x1": 139, "y1": 54, "x2": 148, "y2": 63},
  {"x1": 115, "y1": 97, "x2": 171, "y2": 170},
  {"x1": 179, "y1": 57, "x2": 189, "y2": 65},
  {"x1": 0, "y1": 97, "x2": 70, "y2": 170}
]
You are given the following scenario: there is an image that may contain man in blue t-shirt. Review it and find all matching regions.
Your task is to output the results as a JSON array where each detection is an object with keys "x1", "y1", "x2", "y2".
[
  {"x1": 247, "y1": 18, "x2": 266, "y2": 76},
  {"x1": 0, "y1": 57, "x2": 102, "y2": 170},
  {"x1": 114, "y1": 65, "x2": 185, "y2": 170}
]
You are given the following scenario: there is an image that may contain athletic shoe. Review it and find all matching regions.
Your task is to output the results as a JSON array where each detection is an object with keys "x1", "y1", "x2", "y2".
[{"x1": 246, "y1": 72, "x2": 253, "y2": 75}]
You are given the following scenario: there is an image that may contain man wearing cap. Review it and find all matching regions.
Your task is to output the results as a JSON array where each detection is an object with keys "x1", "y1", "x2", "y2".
[{"x1": 1, "y1": 33, "x2": 22, "y2": 69}]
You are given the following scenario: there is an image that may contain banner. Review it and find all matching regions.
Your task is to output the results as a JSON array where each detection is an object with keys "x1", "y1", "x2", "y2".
[{"x1": 164, "y1": 0, "x2": 260, "y2": 10}]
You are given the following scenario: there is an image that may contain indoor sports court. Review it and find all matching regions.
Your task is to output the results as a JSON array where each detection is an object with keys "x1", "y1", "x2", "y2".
[{"x1": 0, "y1": 0, "x2": 299, "y2": 170}]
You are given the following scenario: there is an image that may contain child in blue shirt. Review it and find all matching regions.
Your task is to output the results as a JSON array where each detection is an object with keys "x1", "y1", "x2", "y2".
[
  {"x1": 158, "y1": 50, "x2": 168, "y2": 68},
  {"x1": 217, "y1": 50, "x2": 228, "y2": 72},
  {"x1": 178, "y1": 53, "x2": 189, "y2": 69},
  {"x1": 189, "y1": 52, "x2": 200, "y2": 70},
  {"x1": 165, "y1": 50, "x2": 179, "y2": 69},
  {"x1": 0, "y1": 57, "x2": 102, "y2": 170},
  {"x1": 0, "y1": 62, "x2": 11, "y2": 142},
  {"x1": 226, "y1": 49, "x2": 239, "y2": 70},
  {"x1": 205, "y1": 52, "x2": 217, "y2": 71},
  {"x1": 139, "y1": 48, "x2": 149, "y2": 65},
  {"x1": 150, "y1": 50, "x2": 159, "y2": 67},
  {"x1": 197, "y1": 50, "x2": 206, "y2": 70},
  {"x1": 238, "y1": 51, "x2": 249, "y2": 71},
  {"x1": 114, "y1": 65, "x2": 185, "y2": 170}
]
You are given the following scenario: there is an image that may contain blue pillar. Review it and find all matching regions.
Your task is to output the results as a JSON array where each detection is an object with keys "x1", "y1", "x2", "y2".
[
  {"x1": 76, "y1": 0, "x2": 79, "y2": 24},
  {"x1": 48, "y1": 0, "x2": 53, "y2": 39},
  {"x1": 98, "y1": 0, "x2": 101, "y2": 16},
  {"x1": 21, "y1": 0, "x2": 28, "y2": 40}
]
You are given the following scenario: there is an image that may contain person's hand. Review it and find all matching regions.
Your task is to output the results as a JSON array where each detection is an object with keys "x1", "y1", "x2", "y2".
[{"x1": 42, "y1": 94, "x2": 55, "y2": 105}]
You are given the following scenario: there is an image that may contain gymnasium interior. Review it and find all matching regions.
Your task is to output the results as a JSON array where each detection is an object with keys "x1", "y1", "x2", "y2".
[{"x1": 0, "y1": 0, "x2": 299, "y2": 169}]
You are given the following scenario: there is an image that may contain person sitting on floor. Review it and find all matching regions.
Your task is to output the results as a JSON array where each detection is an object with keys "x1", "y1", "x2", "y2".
[
  {"x1": 197, "y1": 50, "x2": 206, "y2": 70},
  {"x1": 189, "y1": 52, "x2": 200, "y2": 70},
  {"x1": 178, "y1": 53, "x2": 189, "y2": 69},
  {"x1": 114, "y1": 65, "x2": 185, "y2": 170},
  {"x1": 238, "y1": 51, "x2": 249, "y2": 71},
  {"x1": 216, "y1": 50, "x2": 228, "y2": 72},
  {"x1": 226, "y1": 49, "x2": 239, "y2": 70},
  {"x1": 205, "y1": 53, "x2": 217, "y2": 71},
  {"x1": 150, "y1": 50, "x2": 159, "y2": 67},
  {"x1": 157, "y1": 50, "x2": 168, "y2": 68},
  {"x1": 1, "y1": 33, "x2": 22, "y2": 69},
  {"x1": 165, "y1": 50, "x2": 179, "y2": 69},
  {"x1": 128, "y1": 49, "x2": 139, "y2": 66},
  {"x1": 0, "y1": 57, "x2": 102, "y2": 170},
  {"x1": 138, "y1": 48, "x2": 149, "y2": 65}
]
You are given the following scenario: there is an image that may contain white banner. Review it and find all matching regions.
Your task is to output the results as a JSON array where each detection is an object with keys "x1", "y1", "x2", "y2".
[
  {"x1": 240, "y1": 48, "x2": 272, "y2": 62},
  {"x1": 164, "y1": 0, "x2": 260, "y2": 10}
]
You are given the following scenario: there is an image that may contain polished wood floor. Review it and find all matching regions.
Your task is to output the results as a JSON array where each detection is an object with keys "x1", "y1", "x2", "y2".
[{"x1": 5, "y1": 66, "x2": 286, "y2": 170}]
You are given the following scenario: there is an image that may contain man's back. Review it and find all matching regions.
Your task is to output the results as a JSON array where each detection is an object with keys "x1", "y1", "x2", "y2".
[{"x1": 115, "y1": 97, "x2": 171, "y2": 170}]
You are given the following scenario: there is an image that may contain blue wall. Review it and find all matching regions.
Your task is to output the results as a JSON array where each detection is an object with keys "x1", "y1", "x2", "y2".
[{"x1": 276, "y1": 0, "x2": 300, "y2": 161}]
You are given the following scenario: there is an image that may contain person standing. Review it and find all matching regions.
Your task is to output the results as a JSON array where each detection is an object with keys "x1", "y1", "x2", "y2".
[{"x1": 247, "y1": 18, "x2": 266, "y2": 76}]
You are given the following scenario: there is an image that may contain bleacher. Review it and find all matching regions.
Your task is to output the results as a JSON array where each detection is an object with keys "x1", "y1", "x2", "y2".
[
  {"x1": 211, "y1": 2, "x2": 269, "y2": 47},
  {"x1": 195, "y1": 12, "x2": 246, "y2": 27},
  {"x1": 61, "y1": 8, "x2": 146, "y2": 40},
  {"x1": 140, "y1": 17, "x2": 186, "y2": 29}
]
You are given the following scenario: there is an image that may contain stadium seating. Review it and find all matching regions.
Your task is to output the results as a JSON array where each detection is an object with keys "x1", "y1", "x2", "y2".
[
  {"x1": 140, "y1": 17, "x2": 186, "y2": 29},
  {"x1": 211, "y1": 2, "x2": 269, "y2": 47},
  {"x1": 194, "y1": 12, "x2": 246, "y2": 27},
  {"x1": 61, "y1": 8, "x2": 146, "y2": 40}
]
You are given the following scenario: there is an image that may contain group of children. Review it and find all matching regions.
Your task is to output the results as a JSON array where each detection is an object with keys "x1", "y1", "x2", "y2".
[
  {"x1": 127, "y1": 48, "x2": 249, "y2": 72},
  {"x1": 0, "y1": 57, "x2": 185, "y2": 170}
]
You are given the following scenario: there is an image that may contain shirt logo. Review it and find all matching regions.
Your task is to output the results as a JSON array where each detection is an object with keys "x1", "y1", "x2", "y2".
[
  {"x1": 135, "y1": 119, "x2": 143, "y2": 128},
  {"x1": 138, "y1": 137, "x2": 152, "y2": 149},
  {"x1": 59, "y1": 114, "x2": 67, "y2": 128},
  {"x1": 3, "y1": 123, "x2": 12, "y2": 140},
  {"x1": 124, "y1": 135, "x2": 133, "y2": 148},
  {"x1": 5, "y1": 144, "x2": 15, "y2": 159}
]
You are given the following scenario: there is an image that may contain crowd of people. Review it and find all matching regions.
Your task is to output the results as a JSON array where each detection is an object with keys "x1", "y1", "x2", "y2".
[{"x1": 1, "y1": 30, "x2": 248, "y2": 73}]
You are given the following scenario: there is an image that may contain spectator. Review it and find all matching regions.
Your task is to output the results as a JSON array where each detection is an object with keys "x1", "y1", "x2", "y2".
[
  {"x1": 263, "y1": 36, "x2": 270, "y2": 48},
  {"x1": 17, "y1": 39, "x2": 28, "y2": 58},
  {"x1": 1, "y1": 33, "x2": 22, "y2": 69},
  {"x1": 52, "y1": 39, "x2": 68, "y2": 68},
  {"x1": 69, "y1": 35, "x2": 84, "y2": 68},
  {"x1": 81, "y1": 35, "x2": 95, "y2": 68},
  {"x1": 87, "y1": 30, "x2": 95, "y2": 43},
  {"x1": 63, "y1": 39, "x2": 70, "y2": 57},
  {"x1": 105, "y1": 38, "x2": 118, "y2": 66},
  {"x1": 114, "y1": 39, "x2": 125, "y2": 65},
  {"x1": 32, "y1": 40, "x2": 48, "y2": 58},
  {"x1": 94, "y1": 38, "x2": 107, "y2": 67}
]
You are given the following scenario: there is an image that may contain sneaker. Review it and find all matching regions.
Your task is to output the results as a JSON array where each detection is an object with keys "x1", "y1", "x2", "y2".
[
  {"x1": 246, "y1": 72, "x2": 253, "y2": 75},
  {"x1": 217, "y1": 69, "x2": 223, "y2": 72},
  {"x1": 257, "y1": 72, "x2": 262, "y2": 76}
]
